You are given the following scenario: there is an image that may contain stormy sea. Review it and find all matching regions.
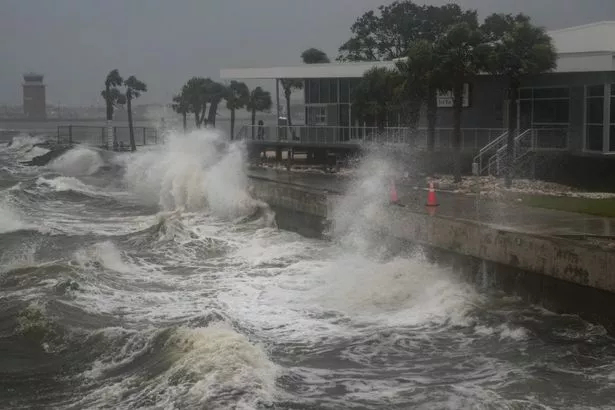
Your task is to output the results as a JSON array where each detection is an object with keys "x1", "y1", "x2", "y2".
[{"x1": 2, "y1": 129, "x2": 615, "y2": 410}]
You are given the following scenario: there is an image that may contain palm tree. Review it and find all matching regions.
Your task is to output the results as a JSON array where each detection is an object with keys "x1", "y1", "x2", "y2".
[
  {"x1": 182, "y1": 77, "x2": 209, "y2": 128},
  {"x1": 204, "y1": 81, "x2": 227, "y2": 128},
  {"x1": 438, "y1": 21, "x2": 485, "y2": 182},
  {"x1": 301, "y1": 48, "x2": 330, "y2": 64},
  {"x1": 279, "y1": 79, "x2": 303, "y2": 138},
  {"x1": 172, "y1": 92, "x2": 189, "y2": 132},
  {"x1": 124, "y1": 75, "x2": 147, "y2": 152},
  {"x1": 482, "y1": 13, "x2": 557, "y2": 187},
  {"x1": 225, "y1": 80, "x2": 250, "y2": 140},
  {"x1": 246, "y1": 87, "x2": 273, "y2": 139},
  {"x1": 101, "y1": 69, "x2": 125, "y2": 148}
]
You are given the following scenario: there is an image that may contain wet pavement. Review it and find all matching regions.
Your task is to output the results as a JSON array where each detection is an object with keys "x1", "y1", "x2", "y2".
[{"x1": 248, "y1": 167, "x2": 615, "y2": 239}]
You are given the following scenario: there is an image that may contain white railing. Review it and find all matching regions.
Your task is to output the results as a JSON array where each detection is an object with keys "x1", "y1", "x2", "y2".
[
  {"x1": 487, "y1": 129, "x2": 532, "y2": 176},
  {"x1": 476, "y1": 126, "x2": 569, "y2": 176},
  {"x1": 472, "y1": 130, "x2": 508, "y2": 175},
  {"x1": 235, "y1": 124, "x2": 504, "y2": 151}
]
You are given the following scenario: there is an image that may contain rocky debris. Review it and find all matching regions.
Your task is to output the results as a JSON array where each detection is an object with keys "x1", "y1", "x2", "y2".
[{"x1": 428, "y1": 175, "x2": 615, "y2": 199}]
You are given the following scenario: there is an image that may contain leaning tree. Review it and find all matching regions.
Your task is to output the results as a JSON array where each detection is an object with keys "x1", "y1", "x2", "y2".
[
  {"x1": 225, "y1": 80, "x2": 250, "y2": 139},
  {"x1": 124, "y1": 75, "x2": 147, "y2": 151},
  {"x1": 101, "y1": 69, "x2": 126, "y2": 148},
  {"x1": 246, "y1": 87, "x2": 273, "y2": 139}
]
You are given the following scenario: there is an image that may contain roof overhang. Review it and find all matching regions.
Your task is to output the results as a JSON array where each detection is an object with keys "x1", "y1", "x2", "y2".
[
  {"x1": 220, "y1": 60, "x2": 397, "y2": 80},
  {"x1": 221, "y1": 52, "x2": 615, "y2": 80},
  {"x1": 556, "y1": 51, "x2": 615, "y2": 73}
]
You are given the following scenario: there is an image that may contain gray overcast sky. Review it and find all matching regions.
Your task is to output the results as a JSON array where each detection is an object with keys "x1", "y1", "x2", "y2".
[{"x1": 2, "y1": 0, "x2": 615, "y2": 106}]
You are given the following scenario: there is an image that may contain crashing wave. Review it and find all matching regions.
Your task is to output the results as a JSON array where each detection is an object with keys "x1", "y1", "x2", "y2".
[{"x1": 48, "y1": 146, "x2": 104, "y2": 176}]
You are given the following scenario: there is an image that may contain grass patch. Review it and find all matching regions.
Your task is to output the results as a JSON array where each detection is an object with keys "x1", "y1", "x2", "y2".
[{"x1": 516, "y1": 194, "x2": 615, "y2": 218}]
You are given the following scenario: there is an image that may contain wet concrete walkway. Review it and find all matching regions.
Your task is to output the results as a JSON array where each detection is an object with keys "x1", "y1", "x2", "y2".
[{"x1": 248, "y1": 167, "x2": 615, "y2": 239}]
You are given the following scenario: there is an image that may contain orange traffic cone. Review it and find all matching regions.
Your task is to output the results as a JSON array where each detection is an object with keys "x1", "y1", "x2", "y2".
[
  {"x1": 426, "y1": 182, "x2": 439, "y2": 207},
  {"x1": 390, "y1": 180, "x2": 399, "y2": 204}
]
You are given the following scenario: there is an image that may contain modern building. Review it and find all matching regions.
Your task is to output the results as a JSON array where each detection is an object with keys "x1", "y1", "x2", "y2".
[
  {"x1": 22, "y1": 73, "x2": 46, "y2": 119},
  {"x1": 221, "y1": 21, "x2": 615, "y2": 185}
]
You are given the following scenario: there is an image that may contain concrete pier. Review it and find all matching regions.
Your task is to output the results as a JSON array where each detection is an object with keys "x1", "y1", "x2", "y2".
[{"x1": 248, "y1": 174, "x2": 615, "y2": 331}]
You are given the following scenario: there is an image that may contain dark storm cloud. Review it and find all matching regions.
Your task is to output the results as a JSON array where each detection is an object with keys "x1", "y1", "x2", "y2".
[{"x1": 1, "y1": 0, "x2": 613, "y2": 105}]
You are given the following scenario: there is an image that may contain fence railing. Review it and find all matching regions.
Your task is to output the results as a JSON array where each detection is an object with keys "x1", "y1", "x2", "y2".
[
  {"x1": 235, "y1": 125, "x2": 505, "y2": 151},
  {"x1": 56, "y1": 125, "x2": 158, "y2": 149},
  {"x1": 473, "y1": 126, "x2": 570, "y2": 176}
]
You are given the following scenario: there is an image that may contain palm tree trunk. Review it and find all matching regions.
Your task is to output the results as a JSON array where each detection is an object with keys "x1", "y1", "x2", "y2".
[
  {"x1": 182, "y1": 113, "x2": 187, "y2": 132},
  {"x1": 251, "y1": 108, "x2": 256, "y2": 140},
  {"x1": 127, "y1": 94, "x2": 136, "y2": 152},
  {"x1": 452, "y1": 80, "x2": 463, "y2": 183},
  {"x1": 200, "y1": 104, "x2": 207, "y2": 128},
  {"x1": 285, "y1": 93, "x2": 292, "y2": 127},
  {"x1": 207, "y1": 100, "x2": 219, "y2": 127},
  {"x1": 427, "y1": 86, "x2": 438, "y2": 177},
  {"x1": 285, "y1": 91, "x2": 295, "y2": 139},
  {"x1": 105, "y1": 85, "x2": 113, "y2": 150},
  {"x1": 427, "y1": 86, "x2": 437, "y2": 152},
  {"x1": 230, "y1": 108, "x2": 235, "y2": 140},
  {"x1": 505, "y1": 79, "x2": 519, "y2": 188},
  {"x1": 105, "y1": 85, "x2": 112, "y2": 121}
]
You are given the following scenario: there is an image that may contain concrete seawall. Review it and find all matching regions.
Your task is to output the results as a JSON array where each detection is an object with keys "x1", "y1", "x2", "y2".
[{"x1": 248, "y1": 175, "x2": 615, "y2": 330}]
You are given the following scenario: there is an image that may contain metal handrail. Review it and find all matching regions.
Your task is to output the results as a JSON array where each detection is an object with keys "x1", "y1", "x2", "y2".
[
  {"x1": 486, "y1": 129, "x2": 531, "y2": 175},
  {"x1": 472, "y1": 130, "x2": 508, "y2": 175},
  {"x1": 476, "y1": 131, "x2": 508, "y2": 157}
]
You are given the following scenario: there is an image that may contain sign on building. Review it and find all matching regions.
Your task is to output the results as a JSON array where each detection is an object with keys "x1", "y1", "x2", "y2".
[{"x1": 437, "y1": 83, "x2": 470, "y2": 108}]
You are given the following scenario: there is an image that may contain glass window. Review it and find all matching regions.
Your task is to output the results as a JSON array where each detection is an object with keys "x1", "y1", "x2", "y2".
[
  {"x1": 587, "y1": 98, "x2": 604, "y2": 124},
  {"x1": 307, "y1": 106, "x2": 327, "y2": 125},
  {"x1": 585, "y1": 85, "x2": 605, "y2": 151},
  {"x1": 350, "y1": 104, "x2": 359, "y2": 126},
  {"x1": 330, "y1": 79, "x2": 338, "y2": 103},
  {"x1": 340, "y1": 104, "x2": 349, "y2": 126},
  {"x1": 519, "y1": 88, "x2": 532, "y2": 99},
  {"x1": 586, "y1": 125, "x2": 603, "y2": 151},
  {"x1": 309, "y1": 80, "x2": 319, "y2": 104},
  {"x1": 319, "y1": 79, "x2": 330, "y2": 104},
  {"x1": 534, "y1": 87, "x2": 569, "y2": 99},
  {"x1": 610, "y1": 85, "x2": 615, "y2": 152},
  {"x1": 340, "y1": 79, "x2": 349, "y2": 103},
  {"x1": 588, "y1": 85, "x2": 605, "y2": 98},
  {"x1": 348, "y1": 79, "x2": 359, "y2": 100},
  {"x1": 533, "y1": 100, "x2": 569, "y2": 124}
]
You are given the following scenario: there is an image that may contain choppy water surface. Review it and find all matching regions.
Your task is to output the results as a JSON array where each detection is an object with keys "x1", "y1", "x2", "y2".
[{"x1": 1, "y1": 132, "x2": 615, "y2": 410}]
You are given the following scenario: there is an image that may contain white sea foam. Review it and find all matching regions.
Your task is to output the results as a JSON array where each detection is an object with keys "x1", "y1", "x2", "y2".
[
  {"x1": 77, "y1": 323, "x2": 278, "y2": 409},
  {"x1": 6, "y1": 134, "x2": 46, "y2": 151},
  {"x1": 48, "y1": 146, "x2": 104, "y2": 176},
  {"x1": 74, "y1": 241, "x2": 134, "y2": 275},
  {"x1": 35, "y1": 175, "x2": 104, "y2": 196},
  {"x1": 0, "y1": 201, "x2": 29, "y2": 234},
  {"x1": 121, "y1": 128, "x2": 267, "y2": 220}
]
